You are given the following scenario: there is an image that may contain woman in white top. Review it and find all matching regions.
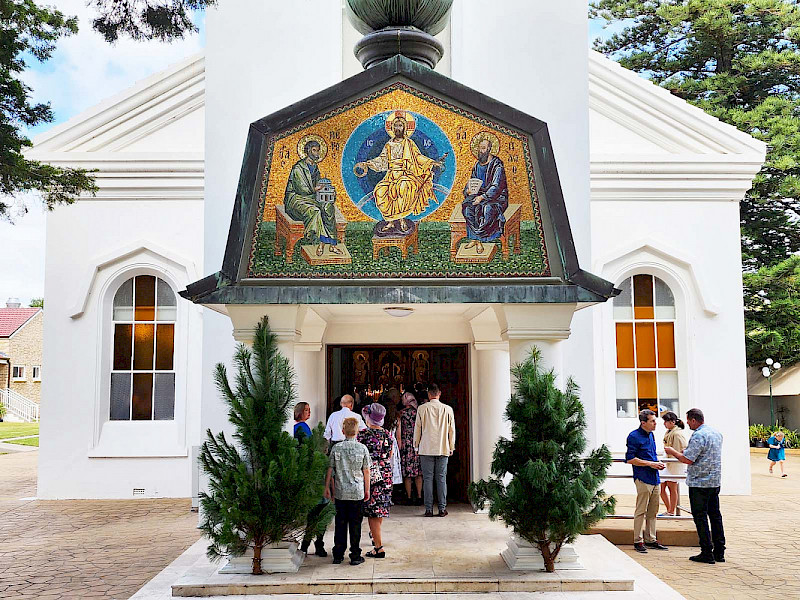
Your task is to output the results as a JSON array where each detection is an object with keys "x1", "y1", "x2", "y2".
[{"x1": 660, "y1": 411, "x2": 688, "y2": 516}]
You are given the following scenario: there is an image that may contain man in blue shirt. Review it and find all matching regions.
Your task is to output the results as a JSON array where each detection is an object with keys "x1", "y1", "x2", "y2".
[
  {"x1": 626, "y1": 409, "x2": 668, "y2": 553},
  {"x1": 665, "y1": 408, "x2": 725, "y2": 564}
]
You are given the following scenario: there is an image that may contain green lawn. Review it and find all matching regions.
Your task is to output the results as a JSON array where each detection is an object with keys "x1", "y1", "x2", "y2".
[
  {"x1": 0, "y1": 422, "x2": 39, "y2": 440},
  {"x1": 6, "y1": 436, "x2": 38, "y2": 447}
]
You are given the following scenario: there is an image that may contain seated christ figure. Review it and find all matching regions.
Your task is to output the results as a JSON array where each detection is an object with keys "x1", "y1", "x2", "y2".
[
  {"x1": 354, "y1": 111, "x2": 445, "y2": 233},
  {"x1": 461, "y1": 136, "x2": 509, "y2": 254}
]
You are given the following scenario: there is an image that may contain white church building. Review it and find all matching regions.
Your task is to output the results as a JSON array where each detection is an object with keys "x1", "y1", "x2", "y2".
[{"x1": 32, "y1": 2, "x2": 764, "y2": 501}]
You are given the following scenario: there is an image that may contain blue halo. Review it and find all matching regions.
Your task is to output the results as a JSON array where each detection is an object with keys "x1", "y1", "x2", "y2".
[{"x1": 341, "y1": 111, "x2": 456, "y2": 221}]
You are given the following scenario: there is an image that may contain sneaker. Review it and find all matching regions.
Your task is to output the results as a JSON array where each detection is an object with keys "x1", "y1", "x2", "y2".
[
  {"x1": 644, "y1": 541, "x2": 669, "y2": 550},
  {"x1": 437, "y1": 509, "x2": 448, "y2": 517},
  {"x1": 350, "y1": 556, "x2": 365, "y2": 566},
  {"x1": 424, "y1": 510, "x2": 434, "y2": 517},
  {"x1": 689, "y1": 553, "x2": 715, "y2": 564},
  {"x1": 633, "y1": 542, "x2": 648, "y2": 553},
  {"x1": 332, "y1": 557, "x2": 343, "y2": 565}
]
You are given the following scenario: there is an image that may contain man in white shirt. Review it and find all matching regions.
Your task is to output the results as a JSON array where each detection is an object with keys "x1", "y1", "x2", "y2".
[
  {"x1": 324, "y1": 394, "x2": 366, "y2": 450},
  {"x1": 413, "y1": 383, "x2": 455, "y2": 517}
]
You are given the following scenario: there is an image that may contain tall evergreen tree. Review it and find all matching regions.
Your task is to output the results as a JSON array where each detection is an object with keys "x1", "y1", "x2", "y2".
[
  {"x1": 590, "y1": 0, "x2": 800, "y2": 271},
  {"x1": 469, "y1": 349, "x2": 615, "y2": 573},
  {"x1": 1, "y1": 0, "x2": 97, "y2": 220},
  {"x1": 744, "y1": 254, "x2": 800, "y2": 367},
  {"x1": 199, "y1": 316, "x2": 333, "y2": 575}
]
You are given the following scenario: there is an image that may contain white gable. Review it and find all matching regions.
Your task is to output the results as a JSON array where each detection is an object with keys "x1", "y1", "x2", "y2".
[
  {"x1": 588, "y1": 50, "x2": 765, "y2": 157},
  {"x1": 31, "y1": 54, "x2": 204, "y2": 155}
]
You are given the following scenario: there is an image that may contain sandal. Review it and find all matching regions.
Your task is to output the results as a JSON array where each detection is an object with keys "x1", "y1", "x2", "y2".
[{"x1": 366, "y1": 545, "x2": 385, "y2": 559}]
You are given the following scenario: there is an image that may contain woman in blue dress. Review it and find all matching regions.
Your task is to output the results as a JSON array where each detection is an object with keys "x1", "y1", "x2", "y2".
[
  {"x1": 293, "y1": 401, "x2": 329, "y2": 556},
  {"x1": 767, "y1": 430, "x2": 788, "y2": 477},
  {"x1": 293, "y1": 402, "x2": 313, "y2": 440}
]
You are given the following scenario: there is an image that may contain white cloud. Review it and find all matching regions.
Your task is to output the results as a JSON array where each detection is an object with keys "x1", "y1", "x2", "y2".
[
  {"x1": 23, "y1": 0, "x2": 205, "y2": 131},
  {"x1": 0, "y1": 201, "x2": 46, "y2": 308},
  {"x1": 6, "y1": 0, "x2": 206, "y2": 306}
]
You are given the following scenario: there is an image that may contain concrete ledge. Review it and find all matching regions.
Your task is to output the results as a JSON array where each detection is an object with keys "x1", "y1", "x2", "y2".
[
  {"x1": 587, "y1": 519, "x2": 699, "y2": 547},
  {"x1": 172, "y1": 573, "x2": 635, "y2": 596}
]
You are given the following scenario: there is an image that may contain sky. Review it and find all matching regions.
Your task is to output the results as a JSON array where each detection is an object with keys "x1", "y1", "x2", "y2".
[{"x1": 0, "y1": 5, "x2": 615, "y2": 307}]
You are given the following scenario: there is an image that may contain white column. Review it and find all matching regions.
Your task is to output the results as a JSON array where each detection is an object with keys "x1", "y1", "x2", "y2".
[
  {"x1": 473, "y1": 342, "x2": 511, "y2": 482},
  {"x1": 294, "y1": 347, "x2": 325, "y2": 431},
  {"x1": 508, "y1": 338, "x2": 565, "y2": 389}
]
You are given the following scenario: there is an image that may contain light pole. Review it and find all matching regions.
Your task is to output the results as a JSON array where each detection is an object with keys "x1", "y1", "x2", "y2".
[{"x1": 761, "y1": 358, "x2": 782, "y2": 426}]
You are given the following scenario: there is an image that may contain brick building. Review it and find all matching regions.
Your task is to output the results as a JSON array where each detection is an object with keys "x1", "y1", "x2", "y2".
[{"x1": 0, "y1": 301, "x2": 44, "y2": 404}]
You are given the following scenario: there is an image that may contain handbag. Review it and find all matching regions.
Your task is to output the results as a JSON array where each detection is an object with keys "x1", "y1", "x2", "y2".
[{"x1": 369, "y1": 459, "x2": 382, "y2": 484}]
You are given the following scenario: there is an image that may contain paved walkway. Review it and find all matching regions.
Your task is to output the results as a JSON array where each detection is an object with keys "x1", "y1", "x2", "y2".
[
  {"x1": 2, "y1": 449, "x2": 797, "y2": 599},
  {"x1": 0, "y1": 451, "x2": 201, "y2": 599},
  {"x1": 619, "y1": 452, "x2": 800, "y2": 600}
]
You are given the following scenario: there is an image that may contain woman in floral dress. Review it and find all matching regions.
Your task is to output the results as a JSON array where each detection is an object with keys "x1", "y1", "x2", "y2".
[
  {"x1": 398, "y1": 392, "x2": 423, "y2": 504},
  {"x1": 358, "y1": 403, "x2": 393, "y2": 558}
]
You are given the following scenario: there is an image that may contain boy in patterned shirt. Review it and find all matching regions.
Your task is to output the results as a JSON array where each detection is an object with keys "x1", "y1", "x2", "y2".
[{"x1": 324, "y1": 417, "x2": 371, "y2": 565}]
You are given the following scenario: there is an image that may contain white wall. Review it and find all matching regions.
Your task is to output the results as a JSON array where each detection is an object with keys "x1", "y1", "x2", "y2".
[
  {"x1": 592, "y1": 198, "x2": 752, "y2": 494},
  {"x1": 38, "y1": 199, "x2": 203, "y2": 498},
  {"x1": 200, "y1": 0, "x2": 345, "y2": 459},
  {"x1": 452, "y1": 0, "x2": 598, "y2": 445}
]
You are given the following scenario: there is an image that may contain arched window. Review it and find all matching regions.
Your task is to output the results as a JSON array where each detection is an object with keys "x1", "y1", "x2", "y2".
[
  {"x1": 613, "y1": 274, "x2": 678, "y2": 418},
  {"x1": 110, "y1": 275, "x2": 176, "y2": 420}
]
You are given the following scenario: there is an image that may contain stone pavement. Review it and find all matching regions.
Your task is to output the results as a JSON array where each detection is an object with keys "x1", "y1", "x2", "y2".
[
  {"x1": 619, "y1": 452, "x2": 800, "y2": 600},
  {"x1": 0, "y1": 451, "x2": 201, "y2": 599},
  {"x1": 2, "y1": 449, "x2": 797, "y2": 599}
]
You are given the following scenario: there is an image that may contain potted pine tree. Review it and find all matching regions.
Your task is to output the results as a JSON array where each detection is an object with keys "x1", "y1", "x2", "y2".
[
  {"x1": 469, "y1": 348, "x2": 615, "y2": 572},
  {"x1": 198, "y1": 316, "x2": 334, "y2": 575}
]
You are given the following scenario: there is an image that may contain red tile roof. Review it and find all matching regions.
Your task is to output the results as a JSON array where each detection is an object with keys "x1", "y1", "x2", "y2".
[{"x1": 0, "y1": 308, "x2": 40, "y2": 337}]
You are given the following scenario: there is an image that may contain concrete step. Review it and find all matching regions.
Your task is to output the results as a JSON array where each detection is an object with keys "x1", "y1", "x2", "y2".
[{"x1": 587, "y1": 518, "x2": 699, "y2": 547}]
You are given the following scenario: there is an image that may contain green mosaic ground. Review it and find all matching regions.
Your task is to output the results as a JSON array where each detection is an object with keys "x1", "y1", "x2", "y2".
[{"x1": 250, "y1": 221, "x2": 548, "y2": 278}]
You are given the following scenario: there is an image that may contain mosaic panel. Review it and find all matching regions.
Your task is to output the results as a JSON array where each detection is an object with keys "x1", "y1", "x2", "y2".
[{"x1": 248, "y1": 83, "x2": 549, "y2": 278}]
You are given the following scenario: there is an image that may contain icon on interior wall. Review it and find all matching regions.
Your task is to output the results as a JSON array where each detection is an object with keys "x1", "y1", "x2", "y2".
[
  {"x1": 353, "y1": 350, "x2": 370, "y2": 385},
  {"x1": 412, "y1": 350, "x2": 430, "y2": 383}
]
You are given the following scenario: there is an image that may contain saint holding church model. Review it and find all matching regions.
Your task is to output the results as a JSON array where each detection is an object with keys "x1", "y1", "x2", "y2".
[
  {"x1": 461, "y1": 132, "x2": 509, "y2": 254},
  {"x1": 285, "y1": 136, "x2": 343, "y2": 257},
  {"x1": 354, "y1": 111, "x2": 447, "y2": 233}
]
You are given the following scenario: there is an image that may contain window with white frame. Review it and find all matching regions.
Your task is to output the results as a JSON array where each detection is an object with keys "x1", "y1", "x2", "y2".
[
  {"x1": 613, "y1": 274, "x2": 678, "y2": 418},
  {"x1": 32, "y1": 366, "x2": 41, "y2": 381},
  {"x1": 12, "y1": 365, "x2": 26, "y2": 381},
  {"x1": 110, "y1": 275, "x2": 177, "y2": 421}
]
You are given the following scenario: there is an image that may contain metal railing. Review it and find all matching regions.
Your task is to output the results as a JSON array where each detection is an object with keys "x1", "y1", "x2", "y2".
[
  {"x1": 607, "y1": 456, "x2": 692, "y2": 519},
  {"x1": 0, "y1": 388, "x2": 40, "y2": 422}
]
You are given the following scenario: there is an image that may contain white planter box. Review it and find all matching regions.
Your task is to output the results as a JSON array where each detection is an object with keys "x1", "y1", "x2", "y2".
[
  {"x1": 219, "y1": 541, "x2": 304, "y2": 574},
  {"x1": 501, "y1": 534, "x2": 584, "y2": 571}
]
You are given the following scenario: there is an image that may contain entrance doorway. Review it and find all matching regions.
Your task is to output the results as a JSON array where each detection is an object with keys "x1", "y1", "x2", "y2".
[{"x1": 327, "y1": 344, "x2": 471, "y2": 502}]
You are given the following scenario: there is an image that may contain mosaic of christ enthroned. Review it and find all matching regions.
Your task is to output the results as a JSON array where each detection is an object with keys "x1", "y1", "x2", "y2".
[{"x1": 248, "y1": 83, "x2": 550, "y2": 278}]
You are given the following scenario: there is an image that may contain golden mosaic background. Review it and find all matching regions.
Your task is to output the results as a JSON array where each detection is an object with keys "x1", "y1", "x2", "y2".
[{"x1": 261, "y1": 88, "x2": 537, "y2": 223}]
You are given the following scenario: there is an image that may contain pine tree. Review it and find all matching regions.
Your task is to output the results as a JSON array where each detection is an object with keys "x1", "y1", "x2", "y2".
[
  {"x1": 469, "y1": 348, "x2": 615, "y2": 573},
  {"x1": 590, "y1": 0, "x2": 800, "y2": 271},
  {"x1": 198, "y1": 316, "x2": 333, "y2": 575},
  {"x1": 744, "y1": 254, "x2": 800, "y2": 367}
]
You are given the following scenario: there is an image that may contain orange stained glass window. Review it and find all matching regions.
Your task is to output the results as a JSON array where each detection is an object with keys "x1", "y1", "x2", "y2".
[
  {"x1": 635, "y1": 322, "x2": 656, "y2": 368},
  {"x1": 615, "y1": 323, "x2": 635, "y2": 368},
  {"x1": 155, "y1": 324, "x2": 175, "y2": 370},
  {"x1": 134, "y1": 275, "x2": 156, "y2": 321},
  {"x1": 111, "y1": 275, "x2": 176, "y2": 422},
  {"x1": 614, "y1": 275, "x2": 679, "y2": 418},
  {"x1": 633, "y1": 274, "x2": 654, "y2": 319},
  {"x1": 133, "y1": 324, "x2": 155, "y2": 370},
  {"x1": 657, "y1": 322, "x2": 676, "y2": 368},
  {"x1": 637, "y1": 371, "x2": 658, "y2": 411}
]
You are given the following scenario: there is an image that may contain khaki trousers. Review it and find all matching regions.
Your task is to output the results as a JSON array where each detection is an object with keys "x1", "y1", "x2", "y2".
[{"x1": 633, "y1": 479, "x2": 660, "y2": 544}]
